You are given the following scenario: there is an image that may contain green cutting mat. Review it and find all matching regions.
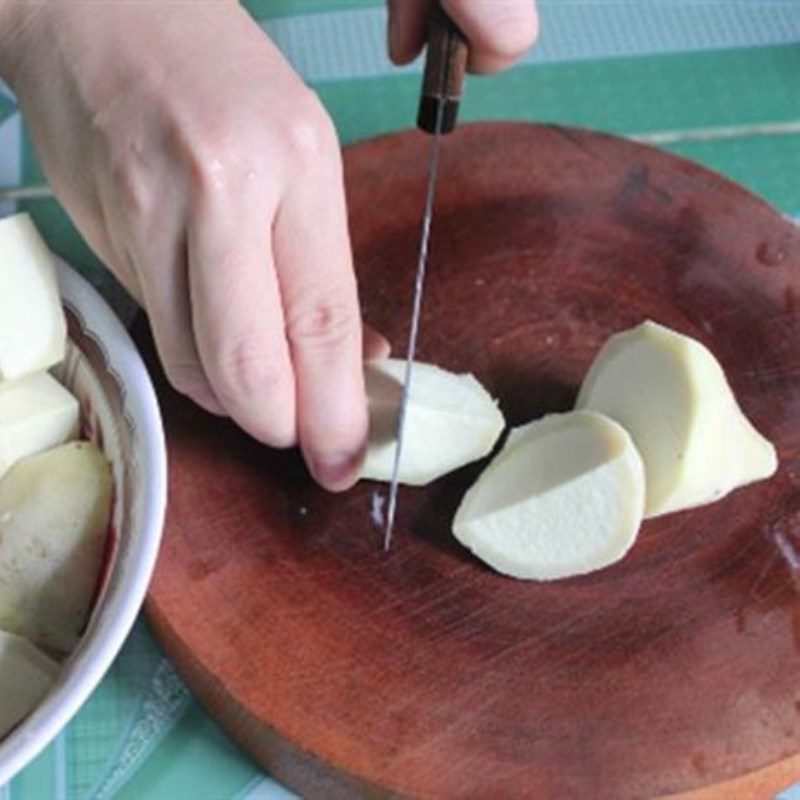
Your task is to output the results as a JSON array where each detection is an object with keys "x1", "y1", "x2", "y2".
[{"x1": 4, "y1": 2, "x2": 800, "y2": 798}]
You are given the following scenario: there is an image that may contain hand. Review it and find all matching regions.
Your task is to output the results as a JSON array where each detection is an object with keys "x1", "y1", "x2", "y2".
[
  {"x1": 0, "y1": 1, "x2": 389, "y2": 491},
  {"x1": 387, "y1": 0, "x2": 539, "y2": 73}
]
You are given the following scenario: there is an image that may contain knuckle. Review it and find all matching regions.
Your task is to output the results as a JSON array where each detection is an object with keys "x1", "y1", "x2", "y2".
[
  {"x1": 211, "y1": 337, "x2": 290, "y2": 406},
  {"x1": 188, "y1": 141, "x2": 239, "y2": 195},
  {"x1": 288, "y1": 297, "x2": 359, "y2": 351},
  {"x1": 170, "y1": 117, "x2": 243, "y2": 195},
  {"x1": 282, "y1": 91, "x2": 339, "y2": 171},
  {"x1": 209, "y1": 339, "x2": 297, "y2": 446}
]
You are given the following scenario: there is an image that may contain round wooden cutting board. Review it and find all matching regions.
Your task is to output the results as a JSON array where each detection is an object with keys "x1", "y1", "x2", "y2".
[{"x1": 146, "y1": 123, "x2": 800, "y2": 799}]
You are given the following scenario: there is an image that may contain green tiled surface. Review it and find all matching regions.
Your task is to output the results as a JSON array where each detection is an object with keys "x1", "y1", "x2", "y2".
[
  {"x1": 321, "y1": 46, "x2": 800, "y2": 141},
  {"x1": 667, "y1": 133, "x2": 800, "y2": 212},
  {"x1": 250, "y1": 0, "x2": 380, "y2": 18},
  {"x1": 3, "y1": 1, "x2": 799, "y2": 798},
  {"x1": 20, "y1": 45, "x2": 800, "y2": 287}
]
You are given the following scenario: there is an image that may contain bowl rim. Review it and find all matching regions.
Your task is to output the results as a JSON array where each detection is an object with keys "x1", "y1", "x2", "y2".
[{"x1": 0, "y1": 258, "x2": 167, "y2": 787}]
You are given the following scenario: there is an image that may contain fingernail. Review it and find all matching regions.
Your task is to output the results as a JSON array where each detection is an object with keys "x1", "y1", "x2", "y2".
[{"x1": 311, "y1": 451, "x2": 362, "y2": 491}]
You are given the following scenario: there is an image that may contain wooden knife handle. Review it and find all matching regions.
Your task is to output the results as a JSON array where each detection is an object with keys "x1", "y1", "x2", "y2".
[{"x1": 417, "y1": 4, "x2": 469, "y2": 135}]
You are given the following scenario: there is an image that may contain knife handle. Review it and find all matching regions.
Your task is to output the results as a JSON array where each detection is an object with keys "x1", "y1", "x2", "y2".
[{"x1": 417, "y1": 4, "x2": 469, "y2": 135}]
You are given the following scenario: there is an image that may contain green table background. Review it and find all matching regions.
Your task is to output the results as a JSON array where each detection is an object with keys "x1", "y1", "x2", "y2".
[{"x1": 3, "y1": 2, "x2": 800, "y2": 798}]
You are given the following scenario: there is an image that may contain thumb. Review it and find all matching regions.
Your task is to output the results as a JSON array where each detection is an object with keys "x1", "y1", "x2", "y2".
[{"x1": 441, "y1": 0, "x2": 539, "y2": 74}]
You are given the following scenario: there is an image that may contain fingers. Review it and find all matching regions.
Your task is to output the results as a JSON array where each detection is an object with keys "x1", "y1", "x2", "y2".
[
  {"x1": 89, "y1": 157, "x2": 225, "y2": 416},
  {"x1": 386, "y1": 0, "x2": 430, "y2": 65},
  {"x1": 273, "y1": 105, "x2": 367, "y2": 492},
  {"x1": 95, "y1": 171, "x2": 148, "y2": 306},
  {"x1": 187, "y1": 188, "x2": 297, "y2": 447},
  {"x1": 75, "y1": 208, "x2": 145, "y2": 305},
  {"x1": 442, "y1": 0, "x2": 538, "y2": 73},
  {"x1": 364, "y1": 323, "x2": 391, "y2": 360},
  {"x1": 133, "y1": 229, "x2": 225, "y2": 417},
  {"x1": 387, "y1": 0, "x2": 538, "y2": 73}
]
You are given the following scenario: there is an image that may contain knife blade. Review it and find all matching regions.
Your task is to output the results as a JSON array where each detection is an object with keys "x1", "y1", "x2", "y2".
[{"x1": 383, "y1": 6, "x2": 469, "y2": 551}]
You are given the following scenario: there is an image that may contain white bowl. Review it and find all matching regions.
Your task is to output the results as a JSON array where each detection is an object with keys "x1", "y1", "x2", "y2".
[{"x1": 0, "y1": 258, "x2": 167, "y2": 785}]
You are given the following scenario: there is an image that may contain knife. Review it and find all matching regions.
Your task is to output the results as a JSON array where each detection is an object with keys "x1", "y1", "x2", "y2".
[{"x1": 383, "y1": 5, "x2": 469, "y2": 551}]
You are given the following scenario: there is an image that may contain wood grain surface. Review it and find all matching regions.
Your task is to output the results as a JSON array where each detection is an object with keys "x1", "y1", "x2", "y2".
[{"x1": 146, "y1": 123, "x2": 800, "y2": 799}]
